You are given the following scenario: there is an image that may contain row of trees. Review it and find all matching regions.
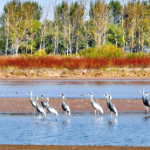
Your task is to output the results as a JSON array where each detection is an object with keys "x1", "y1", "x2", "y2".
[{"x1": 0, "y1": 0, "x2": 150, "y2": 55}]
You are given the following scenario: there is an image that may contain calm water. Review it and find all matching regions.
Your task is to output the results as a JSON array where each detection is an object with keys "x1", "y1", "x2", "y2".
[
  {"x1": 0, "y1": 113, "x2": 150, "y2": 146},
  {"x1": 0, "y1": 79, "x2": 150, "y2": 99}
]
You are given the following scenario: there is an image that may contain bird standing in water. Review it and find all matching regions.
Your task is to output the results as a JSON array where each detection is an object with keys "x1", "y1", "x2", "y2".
[
  {"x1": 35, "y1": 97, "x2": 46, "y2": 117},
  {"x1": 41, "y1": 95, "x2": 47, "y2": 110},
  {"x1": 104, "y1": 94, "x2": 118, "y2": 117},
  {"x1": 46, "y1": 98, "x2": 58, "y2": 120},
  {"x1": 88, "y1": 93, "x2": 103, "y2": 115},
  {"x1": 29, "y1": 91, "x2": 36, "y2": 115},
  {"x1": 141, "y1": 90, "x2": 150, "y2": 114},
  {"x1": 61, "y1": 94, "x2": 71, "y2": 116}
]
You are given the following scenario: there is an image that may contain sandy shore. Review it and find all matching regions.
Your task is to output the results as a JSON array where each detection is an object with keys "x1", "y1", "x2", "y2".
[
  {"x1": 0, "y1": 145, "x2": 149, "y2": 150},
  {"x1": 0, "y1": 98, "x2": 146, "y2": 113}
]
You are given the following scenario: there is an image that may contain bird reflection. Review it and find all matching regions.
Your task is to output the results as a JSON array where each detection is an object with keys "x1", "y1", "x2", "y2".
[
  {"x1": 143, "y1": 115, "x2": 150, "y2": 122},
  {"x1": 62, "y1": 119, "x2": 70, "y2": 124},
  {"x1": 94, "y1": 116, "x2": 103, "y2": 124},
  {"x1": 108, "y1": 118, "x2": 118, "y2": 125}
]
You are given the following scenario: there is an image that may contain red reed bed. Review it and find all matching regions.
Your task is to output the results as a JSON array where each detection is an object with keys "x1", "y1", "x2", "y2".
[{"x1": 0, "y1": 56, "x2": 150, "y2": 69}]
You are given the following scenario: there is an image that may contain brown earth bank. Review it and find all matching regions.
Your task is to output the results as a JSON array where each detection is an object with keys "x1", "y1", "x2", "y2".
[
  {"x1": 1, "y1": 68, "x2": 150, "y2": 79},
  {"x1": 0, "y1": 98, "x2": 146, "y2": 113},
  {"x1": 0, "y1": 145, "x2": 150, "y2": 150}
]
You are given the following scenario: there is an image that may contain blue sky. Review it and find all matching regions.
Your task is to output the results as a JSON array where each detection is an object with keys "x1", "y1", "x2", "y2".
[{"x1": 0, "y1": 0, "x2": 129, "y2": 15}]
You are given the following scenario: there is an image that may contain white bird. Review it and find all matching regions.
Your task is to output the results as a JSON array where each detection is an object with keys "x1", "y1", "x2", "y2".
[
  {"x1": 35, "y1": 97, "x2": 46, "y2": 117},
  {"x1": 46, "y1": 98, "x2": 58, "y2": 116},
  {"x1": 88, "y1": 93, "x2": 103, "y2": 115},
  {"x1": 104, "y1": 94, "x2": 118, "y2": 117},
  {"x1": 29, "y1": 91, "x2": 36, "y2": 115},
  {"x1": 60, "y1": 94, "x2": 71, "y2": 116}
]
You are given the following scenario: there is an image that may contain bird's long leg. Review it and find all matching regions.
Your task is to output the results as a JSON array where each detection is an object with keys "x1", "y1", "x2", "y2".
[
  {"x1": 95, "y1": 109, "x2": 96, "y2": 116},
  {"x1": 111, "y1": 112, "x2": 112, "y2": 118},
  {"x1": 145, "y1": 107, "x2": 148, "y2": 116},
  {"x1": 56, "y1": 116, "x2": 57, "y2": 122},
  {"x1": 34, "y1": 108, "x2": 35, "y2": 116}
]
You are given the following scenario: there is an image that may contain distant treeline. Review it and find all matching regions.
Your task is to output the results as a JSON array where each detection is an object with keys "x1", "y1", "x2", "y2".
[{"x1": 0, "y1": 0, "x2": 150, "y2": 55}]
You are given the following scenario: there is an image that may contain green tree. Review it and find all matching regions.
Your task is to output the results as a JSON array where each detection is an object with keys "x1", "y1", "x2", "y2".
[{"x1": 2, "y1": 0, "x2": 42, "y2": 55}]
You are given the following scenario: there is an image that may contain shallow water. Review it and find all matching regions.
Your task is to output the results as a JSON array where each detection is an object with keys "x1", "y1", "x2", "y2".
[
  {"x1": 0, "y1": 113, "x2": 150, "y2": 146},
  {"x1": 0, "y1": 79, "x2": 150, "y2": 99}
]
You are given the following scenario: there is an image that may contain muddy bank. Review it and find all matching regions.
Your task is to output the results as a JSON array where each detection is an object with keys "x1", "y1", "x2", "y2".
[
  {"x1": 0, "y1": 98, "x2": 145, "y2": 113},
  {"x1": 1, "y1": 68, "x2": 150, "y2": 79},
  {"x1": 0, "y1": 145, "x2": 149, "y2": 150}
]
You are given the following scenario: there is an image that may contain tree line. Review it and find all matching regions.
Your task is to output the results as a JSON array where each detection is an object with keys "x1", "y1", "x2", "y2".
[{"x1": 0, "y1": 0, "x2": 150, "y2": 56}]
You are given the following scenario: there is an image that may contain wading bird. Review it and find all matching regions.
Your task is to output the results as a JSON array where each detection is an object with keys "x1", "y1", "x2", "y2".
[
  {"x1": 35, "y1": 97, "x2": 46, "y2": 117},
  {"x1": 141, "y1": 90, "x2": 150, "y2": 114},
  {"x1": 41, "y1": 95, "x2": 47, "y2": 109},
  {"x1": 29, "y1": 91, "x2": 37, "y2": 115},
  {"x1": 60, "y1": 94, "x2": 71, "y2": 116},
  {"x1": 104, "y1": 94, "x2": 118, "y2": 117},
  {"x1": 46, "y1": 98, "x2": 58, "y2": 117},
  {"x1": 88, "y1": 93, "x2": 103, "y2": 115}
]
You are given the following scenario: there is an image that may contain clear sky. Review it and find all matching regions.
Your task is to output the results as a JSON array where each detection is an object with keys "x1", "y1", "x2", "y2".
[{"x1": 0, "y1": 0, "x2": 129, "y2": 15}]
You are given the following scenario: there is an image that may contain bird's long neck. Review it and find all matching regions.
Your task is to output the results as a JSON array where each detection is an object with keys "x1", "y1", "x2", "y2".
[
  {"x1": 41, "y1": 96, "x2": 44, "y2": 101},
  {"x1": 36, "y1": 99, "x2": 39, "y2": 106},
  {"x1": 142, "y1": 92, "x2": 145, "y2": 102},
  {"x1": 90, "y1": 95, "x2": 94, "y2": 102},
  {"x1": 30, "y1": 93, "x2": 32, "y2": 100},
  {"x1": 62, "y1": 96, "x2": 65, "y2": 102},
  {"x1": 47, "y1": 99, "x2": 49, "y2": 106},
  {"x1": 106, "y1": 96, "x2": 110, "y2": 105}
]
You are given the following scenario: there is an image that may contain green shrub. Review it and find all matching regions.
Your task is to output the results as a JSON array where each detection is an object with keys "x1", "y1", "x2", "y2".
[
  {"x1": 80, "y1": 45, "x2": 124, "y2": 58},
  {"x1": 33, "y1": 49, "x2": 47, "y2": 56},
  {"x1": 126, "y1": 51, "x2": 147, "y2": 58}
]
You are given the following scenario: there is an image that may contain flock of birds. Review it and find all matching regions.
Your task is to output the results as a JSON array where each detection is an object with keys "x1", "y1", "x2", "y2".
[
  {"x1": 29, "y1": 89, "x2": 150, "y2": 119},
  {"x1": 29, "y1": 91, "x2": 119, "y2": 119}
]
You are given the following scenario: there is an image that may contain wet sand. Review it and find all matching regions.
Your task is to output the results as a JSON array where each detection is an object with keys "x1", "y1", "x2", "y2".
[
  {"x1": 0, "y1": 145, "x2": 149, "y2": 150},
  {"x1": 0, "y1": 98, "x2": 146, "y2": 113}
]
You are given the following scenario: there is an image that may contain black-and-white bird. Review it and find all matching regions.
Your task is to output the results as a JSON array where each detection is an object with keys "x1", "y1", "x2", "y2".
[
  {"x1": 141, "y1": 90, "x2": 150, "y2": 114},
  {"x1": 60, "y1": 94, "x2": 71, "y2": 116},
  {"x1": 29, "y1": 91, "x2": 37, "y2": 115},
  {"x1": 88, "y1": 93, "x2": 103, "y2": 115},
  {"x1": 104, "y1": 94, "x2": 118, "y2": 117},
  {"x1": 41, "y1": 95, "x2": 47, "y2": 109},
  {"x1": 46, "y1": 98, "x2": 58, "y2": 116},
  {"x1": 35, "y1": 97, "x2": 46, "y2": 117}
]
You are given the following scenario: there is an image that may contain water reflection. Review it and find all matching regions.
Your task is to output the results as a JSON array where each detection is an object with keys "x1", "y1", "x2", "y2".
[
  {"x1": 108, "y1": 118, "x2": 118, "y2": 125},
  {"x1": 143, "y1": 115, "x2": 150, "y2": 122},
  {"x1": 62, "y1": 119, "x2": 70, "y2": 124},
  {"x1": 1, "y1": 114, "x2": 150, "y2": 146},
  {"x1": 93, "y1": 116, "x2": 104, "y2": 124}
]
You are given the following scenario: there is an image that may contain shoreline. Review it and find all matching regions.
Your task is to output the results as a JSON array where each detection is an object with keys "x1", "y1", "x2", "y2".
[{"x1": 0, "y1": 145, "x2": 149, "y2": 150}]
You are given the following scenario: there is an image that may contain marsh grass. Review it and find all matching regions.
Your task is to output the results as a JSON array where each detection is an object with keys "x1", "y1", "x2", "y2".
[{"x1": 0, "y1": 55, "x2": 150, "y2": 69}]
